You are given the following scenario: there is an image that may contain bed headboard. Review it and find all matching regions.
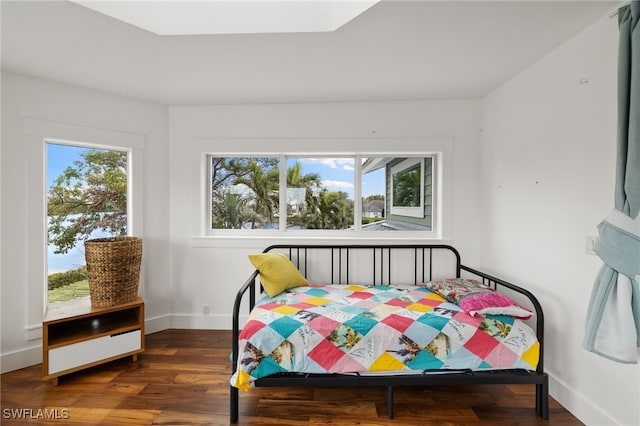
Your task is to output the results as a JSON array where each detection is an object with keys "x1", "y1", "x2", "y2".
[{"x1": 263, "y1": 244, "x2": 461, "y2": 286}]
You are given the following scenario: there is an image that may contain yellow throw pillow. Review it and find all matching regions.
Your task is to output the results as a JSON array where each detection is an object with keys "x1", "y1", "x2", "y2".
[{"x1": 248, "y1": 253, "x2": 308, "y2": 297}]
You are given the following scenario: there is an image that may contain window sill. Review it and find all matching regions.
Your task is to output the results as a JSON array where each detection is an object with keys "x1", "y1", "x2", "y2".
[{"x1": 192, "y1": 232, "x2": 444, "y2": 248}]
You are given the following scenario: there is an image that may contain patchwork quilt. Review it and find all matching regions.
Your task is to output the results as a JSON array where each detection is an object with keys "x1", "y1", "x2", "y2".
[{"x1": 231, "y1": 284, "x2": 540, "y2": 391}]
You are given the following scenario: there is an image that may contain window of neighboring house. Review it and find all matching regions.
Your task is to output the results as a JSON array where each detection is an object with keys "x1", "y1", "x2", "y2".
[
  {"x1": 46, "y1": 142, "x2": 129, "y2": 304},
  {"x1": 208, "y1": 154, "x2": 436, "y2": 234}
]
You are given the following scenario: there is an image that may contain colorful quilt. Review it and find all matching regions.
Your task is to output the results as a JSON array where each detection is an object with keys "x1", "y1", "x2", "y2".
[{"x1": 231, "y1": 284, "x2": 540, "y2": 391}]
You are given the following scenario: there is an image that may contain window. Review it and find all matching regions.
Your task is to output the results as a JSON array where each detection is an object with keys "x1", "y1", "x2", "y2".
[
  {"x1": 210, "y1": 157, "x2": 280, "y2": 229},
  {"x1": 286, "y1": 157, "x2": 354, "y2": 230},
  {"x1": 208, "y1": 154, "x2": 436, "y2": 234},
  {"x1": 361, "y1": 157, "x2": 433, "y2": 231},
  {"x1": 46, "y1": 142, "x2": 130, "y2": 304}
]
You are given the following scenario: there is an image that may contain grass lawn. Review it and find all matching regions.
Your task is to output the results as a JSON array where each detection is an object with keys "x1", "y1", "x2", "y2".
[{"x1": 48, "y1": 280, "x2": 90, "y2": 303}]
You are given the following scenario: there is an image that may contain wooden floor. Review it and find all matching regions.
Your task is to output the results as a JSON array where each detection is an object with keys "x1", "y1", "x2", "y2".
[{"x1": 1, "y1": 329, "x2": 583, "y2": 425}]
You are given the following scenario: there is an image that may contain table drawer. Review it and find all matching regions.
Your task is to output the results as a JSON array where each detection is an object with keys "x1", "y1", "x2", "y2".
[{"x1": 48, "y1": 330, "x2": 141, "y2": 374}]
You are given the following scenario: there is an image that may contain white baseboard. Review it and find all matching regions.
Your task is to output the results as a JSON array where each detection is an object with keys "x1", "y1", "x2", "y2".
[
  {"x1": 144, "y1": 314, "x2": 172, "y2": 334},
  {"x1": 549, "y1": 372, "x2": 619, "y2": 425},
  {"x1": 169, "y1": 313, "x2": 248, "y2": 330},
  {"x1": 1, "y1": 345, "x2": 41, "y2": 374}
]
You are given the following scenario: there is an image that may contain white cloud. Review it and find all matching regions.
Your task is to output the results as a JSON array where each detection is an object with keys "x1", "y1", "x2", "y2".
[
  {"x1": 322, "y1": 180, "x2": 353, "y2": 189},
  {"x1": 299, "y1": 158, "x2": 354, "y2": 169}
]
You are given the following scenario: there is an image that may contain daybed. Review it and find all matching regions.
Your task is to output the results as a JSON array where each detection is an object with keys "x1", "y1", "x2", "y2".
[{"x1": 230, "y1": 244, "x2": 548, "y2": 423}]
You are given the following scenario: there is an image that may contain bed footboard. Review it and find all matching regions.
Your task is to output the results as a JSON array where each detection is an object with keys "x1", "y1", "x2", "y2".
[{"x1": 230, "y1": 244, "x2": 547, "y2": 423}]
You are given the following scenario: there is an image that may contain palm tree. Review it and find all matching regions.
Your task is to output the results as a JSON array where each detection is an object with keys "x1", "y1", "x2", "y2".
[
  {"x1": 307, "y1": 189, "x2": 352, "y2": 229},
  {"x1": 234, "y1": 160, "x2": 279, "y2": 229},
  {"x1": 212, "y1": 192, "x2": 248, "y2": 229},
  {"x1": 211, "y1": 157, "x2": 279, "y2": 229},
  {"x1": 286, "y1": 162, "x2": 322, "y2": 228},
  {"x1": 287, "y1": 162, "x2": 321, "y2": 189}
]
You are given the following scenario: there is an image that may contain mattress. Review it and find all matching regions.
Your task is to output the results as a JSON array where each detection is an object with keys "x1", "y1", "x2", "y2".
[{"x1": 231, "y1": 284, "x2": 539, "y2": 391}]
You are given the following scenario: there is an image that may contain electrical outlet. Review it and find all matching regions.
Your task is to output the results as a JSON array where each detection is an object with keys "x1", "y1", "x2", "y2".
[{"x1": 203, "y1": 304, "x2": 210, "y2": 315}]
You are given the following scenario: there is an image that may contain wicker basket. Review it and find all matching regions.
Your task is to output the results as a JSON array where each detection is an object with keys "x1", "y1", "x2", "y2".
[{"x1": 85, "y1": 236, "x2": 142, "y2": 308}]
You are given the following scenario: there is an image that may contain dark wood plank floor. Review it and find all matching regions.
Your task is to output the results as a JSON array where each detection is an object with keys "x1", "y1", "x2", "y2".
[{"x1": 1, "y1": 329, "x2": 583, "y2": 425}]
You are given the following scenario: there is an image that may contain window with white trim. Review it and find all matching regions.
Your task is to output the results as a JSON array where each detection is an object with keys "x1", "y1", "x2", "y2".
[{"x1": 208, "y1": 154, "x2": 436, "y2": 234}]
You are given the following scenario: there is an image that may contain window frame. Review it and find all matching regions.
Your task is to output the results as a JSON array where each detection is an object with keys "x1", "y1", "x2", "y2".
[
  {"x1": 208, "y1": 156, "x2": 282, "y2": 231},
  {"x1": 204, "y1": 152, "x2": 441, "y2": 239}
]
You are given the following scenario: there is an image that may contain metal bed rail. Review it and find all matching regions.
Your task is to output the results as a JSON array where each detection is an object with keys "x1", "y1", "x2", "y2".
[{"x1": 264, "y1": 244, "x2": 461, "y2": 287}]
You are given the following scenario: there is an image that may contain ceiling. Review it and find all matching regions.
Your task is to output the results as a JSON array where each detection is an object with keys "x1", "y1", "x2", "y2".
[{"x1": 1, "y1": 0, "x2": 620, "y2": 106}]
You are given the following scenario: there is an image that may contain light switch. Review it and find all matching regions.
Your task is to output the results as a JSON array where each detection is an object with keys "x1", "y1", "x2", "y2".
[{"x1": 585, "y1": 235, "x2": 598, "y2": 255}]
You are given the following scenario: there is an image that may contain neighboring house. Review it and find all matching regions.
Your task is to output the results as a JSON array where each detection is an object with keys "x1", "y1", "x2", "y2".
[{"x1": 362, "y1": 199, "x2": 384, "y2": 218}]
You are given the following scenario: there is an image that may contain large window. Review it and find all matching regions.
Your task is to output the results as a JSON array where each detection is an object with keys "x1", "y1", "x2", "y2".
[
  {"x1": 46, "y1": 142, "x2": 130, "y2": 304},
  {"x1": 208, "y1": 154, "x2": 436, "y2": 234}
]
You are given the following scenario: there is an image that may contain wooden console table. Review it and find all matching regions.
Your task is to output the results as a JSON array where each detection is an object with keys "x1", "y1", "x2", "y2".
[{"x1": 42, "y1": 297, "x2": 145, "y2": 385}]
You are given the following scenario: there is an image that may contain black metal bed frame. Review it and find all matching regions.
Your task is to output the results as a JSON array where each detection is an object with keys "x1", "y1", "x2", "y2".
[{"x1": 231, "y1": 244, "x2": 548, "y2": 423}]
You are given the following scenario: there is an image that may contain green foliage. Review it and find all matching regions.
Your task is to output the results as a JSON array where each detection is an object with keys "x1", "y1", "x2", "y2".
[
  {"x1": 233, "y1": 160, "x2": 280, "y2": 228},
  {"x1": 211, "y1": 157, "x2": 278, "y2": 193},
  {"x1": 48, "y1": 280, "x2": 90, "y2": 303},
  {"x1": 48, "y1": 149, "x2": 128, "y2": 254},
  {"x1": 47, "y1": 266, "x2": 88, "y2": 290},
  {"x1": 212, "y1": 193, "x2": 247, "y2": 229},
  {"x1": 211, "y1": 157, "x2": 279, "y2": 229},
  {"x1": 287, "y1": 162, "x2": 321, "y2": 189},
  {"x1": 304, "y1": 190, "x2": 353, "y2": 229}
]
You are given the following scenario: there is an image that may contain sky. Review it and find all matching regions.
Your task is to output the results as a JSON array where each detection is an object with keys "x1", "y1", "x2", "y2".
[
  {"x1": 46, "y1": 143, "x2": 87, "y2": 187},
  {"x1": 288, "y1": 157, "x2": 385, "y2": 199},
  {"x1": 47, "y1": 143, "x2": 110, "y2": 273}
]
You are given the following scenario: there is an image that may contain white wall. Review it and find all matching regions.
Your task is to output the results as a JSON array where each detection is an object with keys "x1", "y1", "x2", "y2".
[
  {"x1": 168, "y1": 100, "x2": 484, "y2": 328},
  {"x1": 0, "y1": 72, "x2": 171, "y2": 372},
  {"x1": 481, "y1": 14, "x2": 639, "y2": 426}
]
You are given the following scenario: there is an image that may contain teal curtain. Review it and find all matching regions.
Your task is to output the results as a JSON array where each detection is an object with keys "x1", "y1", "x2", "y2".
[{"x1": 584, "y1": 2, "x2": 640, "y2": 364}]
